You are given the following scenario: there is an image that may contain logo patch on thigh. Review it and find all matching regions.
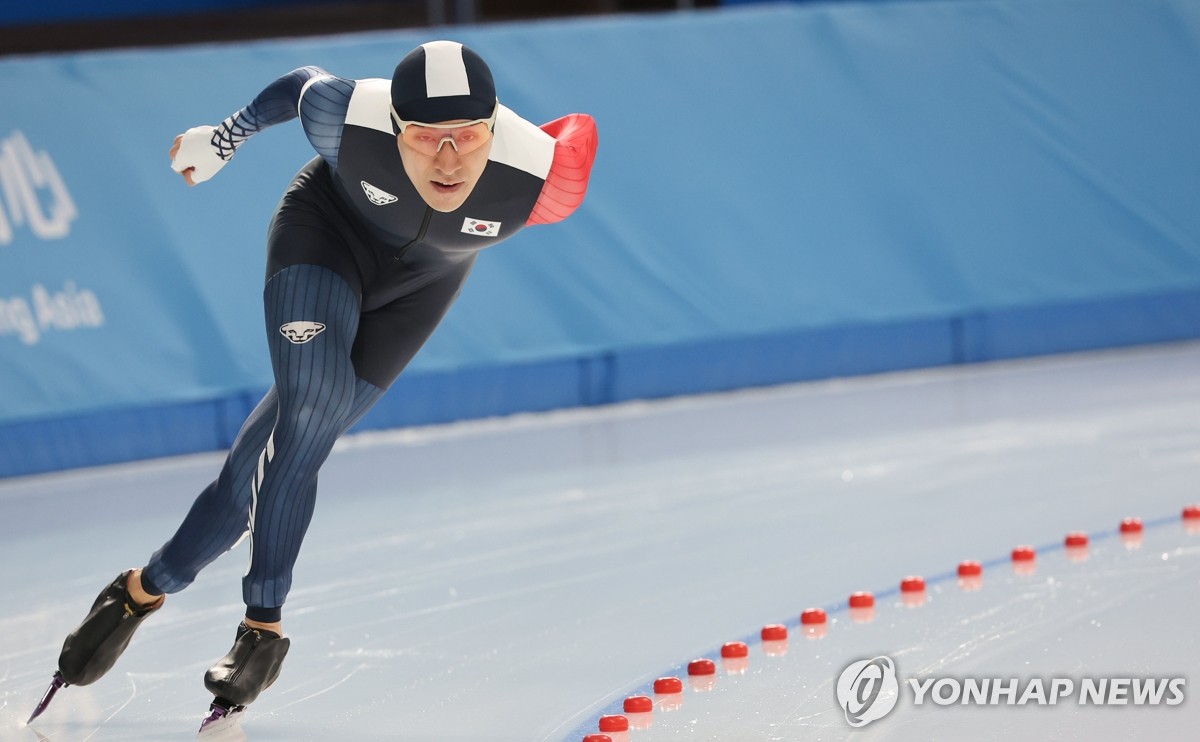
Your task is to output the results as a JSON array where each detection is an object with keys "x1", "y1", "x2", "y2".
[{"x1": 280, "y1": 321, "x2": 326, "y2": 344}]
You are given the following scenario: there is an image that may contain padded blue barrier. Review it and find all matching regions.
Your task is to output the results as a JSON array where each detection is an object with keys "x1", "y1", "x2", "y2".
[
  {"x1": 0, "y1": 1, "x2": 326, "y2": 26},
  {"x1": 2, "y1": 0, "x2": 1199, "y2": 477}
]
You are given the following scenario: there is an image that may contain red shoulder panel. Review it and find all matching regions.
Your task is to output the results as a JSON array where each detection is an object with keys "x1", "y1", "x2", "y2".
[{"x1": 527, "y1": 113, "x2": 598, "y2": 226}]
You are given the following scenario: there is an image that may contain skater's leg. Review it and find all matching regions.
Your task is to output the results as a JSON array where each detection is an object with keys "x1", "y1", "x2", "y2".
[
  {"x1": 30, "y1": 386, "x2": 286, "y2": 719},
  {"x1": 241, "y1": 264, "x2": 383, "y2": 625},
  {"x1": 140, "y1": 388, "x2": 281, "y2": 597},
  {"x1": 237, "y1": 377, "x2": 382, "y2": 637},
  {"x1": 142, "y1": 265, "x2": 384, "y2": 612},
  {"x1": 238, "y1": 257, "x2": 477, "y2": 626},
  {"x1": 199, "y1": 370, "x2": 380, "y2": 724}
]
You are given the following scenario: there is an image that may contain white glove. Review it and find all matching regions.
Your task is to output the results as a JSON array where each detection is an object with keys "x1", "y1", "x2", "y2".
[{"x1": 170, "y1": 125, "x2": 228, "y2": 184}]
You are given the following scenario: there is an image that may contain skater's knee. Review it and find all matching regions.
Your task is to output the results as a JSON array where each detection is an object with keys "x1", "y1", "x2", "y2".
[{"x1": 274, "y1": 386, "x2": 356, "y2": 443}]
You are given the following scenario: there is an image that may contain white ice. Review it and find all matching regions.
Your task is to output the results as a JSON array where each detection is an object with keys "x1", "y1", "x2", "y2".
[{"x1": 1, "y1": 342, "x2": 1197, "y2": 741}]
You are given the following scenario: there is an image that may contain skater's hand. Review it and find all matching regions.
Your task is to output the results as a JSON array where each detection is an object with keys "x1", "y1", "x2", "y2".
[
  {"x1": 169, "y1": 135, "x2": 194, "y2": 186},
  {"x1": 170, "y1": 126, "x2": 228, "y2": 186}
]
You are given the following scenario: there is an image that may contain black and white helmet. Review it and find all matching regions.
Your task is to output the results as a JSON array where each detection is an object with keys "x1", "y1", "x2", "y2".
[{"x1": 390, "y1": 40, "x2": 497, "y2": 126}]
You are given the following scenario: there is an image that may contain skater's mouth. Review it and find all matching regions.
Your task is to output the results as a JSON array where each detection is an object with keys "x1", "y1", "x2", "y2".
[{"x1": 431, "y1": 180, "x2": 463, "y2": 193}]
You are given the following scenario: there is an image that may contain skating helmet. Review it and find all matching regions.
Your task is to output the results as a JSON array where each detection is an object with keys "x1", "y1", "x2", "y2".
[{"x1": 390, "y1": 40, "x2": 497, "y2": 128}]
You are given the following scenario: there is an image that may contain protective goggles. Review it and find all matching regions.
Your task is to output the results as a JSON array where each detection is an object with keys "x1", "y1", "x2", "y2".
[{"x1": 391, "y1": 103, "x2": 497, "y2": 157}]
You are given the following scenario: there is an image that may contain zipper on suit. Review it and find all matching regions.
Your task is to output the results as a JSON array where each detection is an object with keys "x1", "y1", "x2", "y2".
[{"x1": 394, "y1": 208, "x2": 433, "y2": 262}]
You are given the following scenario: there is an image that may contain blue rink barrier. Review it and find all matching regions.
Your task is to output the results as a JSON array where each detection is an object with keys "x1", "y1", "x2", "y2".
[
  {"x1": 2, "y1": 0, "x2": 1199, "y2": 477},
  {"x1": 6, "y1": 289, "x2": 1200, "y2": 477},
  {"x1": 0, "y1": 0, "x2": 330, "y2": 26}
]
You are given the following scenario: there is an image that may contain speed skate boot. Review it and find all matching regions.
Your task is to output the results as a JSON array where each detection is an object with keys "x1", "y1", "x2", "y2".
[
  {"x1": 28, "y1": 570, "x2": 165, "y2": 723},
  {"x1": 199, "y1": 622, "x2": 290, "y2": 732}
]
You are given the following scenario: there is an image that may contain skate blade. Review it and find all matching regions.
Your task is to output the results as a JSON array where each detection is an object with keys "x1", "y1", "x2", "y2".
[
  {"x1": 196, "y1": 703, "x2": 247, "y2": 740},
  {"x1": 27, "y1": 671, "x2": 67, "y2": 724}
]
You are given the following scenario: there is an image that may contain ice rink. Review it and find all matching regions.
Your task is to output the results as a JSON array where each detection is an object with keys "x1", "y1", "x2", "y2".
[{"x1": 2, "y1": 341, "x2": 1198, "y2": 741}]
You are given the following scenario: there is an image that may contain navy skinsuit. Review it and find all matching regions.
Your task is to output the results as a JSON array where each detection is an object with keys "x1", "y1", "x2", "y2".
[{"x1": 141, "y1": 67, "x2": 594, "y2": 622}]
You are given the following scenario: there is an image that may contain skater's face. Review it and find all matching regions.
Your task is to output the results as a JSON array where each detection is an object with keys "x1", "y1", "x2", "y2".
[{"x1": 396, "y1": 118, "x2": 493, "y2": 213}]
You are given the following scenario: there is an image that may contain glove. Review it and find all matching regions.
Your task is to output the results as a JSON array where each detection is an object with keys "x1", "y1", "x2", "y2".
[{"x1": 170, "y1": 125, "x2": 228, "y2": 184}]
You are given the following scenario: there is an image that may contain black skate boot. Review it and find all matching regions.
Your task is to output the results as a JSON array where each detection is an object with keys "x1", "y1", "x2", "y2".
[
  {"x1": 28, "y1": 570, "x2": 164, "y2": 723},
  {"x1": 199, "y1": 622, "x2": 290, "y2": 733}
]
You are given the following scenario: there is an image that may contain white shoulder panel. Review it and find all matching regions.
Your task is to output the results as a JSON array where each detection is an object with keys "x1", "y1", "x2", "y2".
[
  {"x1": 489, "y1": 105, "x2": 555, "y2": 180},
  {"x1": 344, "y1": 78, "x2": 393, "y2": 134}
]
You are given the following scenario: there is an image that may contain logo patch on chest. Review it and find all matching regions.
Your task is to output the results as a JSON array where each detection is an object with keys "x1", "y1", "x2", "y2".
[
  {"x1": 361, "y1": 181, "x2": 397, "y2": 206},
  {"x1": 280, "y1": 321, "x2": 326, "y2": 344},
  {"x1": 462, "y1": 218, "x2": 501, "y2": 237}
]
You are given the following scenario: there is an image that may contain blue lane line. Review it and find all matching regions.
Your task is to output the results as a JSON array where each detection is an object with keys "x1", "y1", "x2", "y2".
[{"x1": 560, "y1": 511, "x2": 1189, "y2": 741}]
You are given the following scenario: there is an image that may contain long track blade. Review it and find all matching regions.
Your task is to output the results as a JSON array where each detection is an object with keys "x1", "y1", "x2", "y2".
[{"x1": 27, "y1": 671, "x2": 67, "y2": 724}]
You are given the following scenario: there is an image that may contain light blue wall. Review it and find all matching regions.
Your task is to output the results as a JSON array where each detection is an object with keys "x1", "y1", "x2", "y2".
[{"x1": 2, "y1": 0, "x2": 1199, "y2": 476}]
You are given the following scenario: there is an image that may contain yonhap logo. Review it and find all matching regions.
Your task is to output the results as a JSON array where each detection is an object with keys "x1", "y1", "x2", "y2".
[
  {"x1": 834, "y1": 655, "x2": 1187, "y2": 729},
  {"x1": 837, "y1": 656, "x2": 899, "y2": 727}
]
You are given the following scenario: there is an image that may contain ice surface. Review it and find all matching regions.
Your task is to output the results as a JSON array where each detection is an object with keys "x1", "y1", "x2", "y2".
[{"x1": 2, "y1": 342, "x2": 1198, "y2": 741}]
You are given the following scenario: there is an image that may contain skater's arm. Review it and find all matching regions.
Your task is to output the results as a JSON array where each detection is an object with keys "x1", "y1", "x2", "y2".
[
  {"x1": 295, "y1": 74, "x2": 354, "y2": 171},
  {"x1": 526, "y1": 114, "x2": 598, "y2": 225},
  {"x1": 170, "y1": 66, "x2": 341, "y2": 185}
]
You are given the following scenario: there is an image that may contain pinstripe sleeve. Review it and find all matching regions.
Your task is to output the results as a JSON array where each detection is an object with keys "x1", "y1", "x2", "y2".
[
  {"x1": 297, "y1": 75, "x2": 355, "y2": 171},
  {"x1": 209, "y1": 66, "x2": 331, "y2": 160}
]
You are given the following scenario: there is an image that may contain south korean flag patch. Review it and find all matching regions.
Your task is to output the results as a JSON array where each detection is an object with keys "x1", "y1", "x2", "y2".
[{"x1": 462, "y1": 218, "x2": 501, "y2": 237}]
